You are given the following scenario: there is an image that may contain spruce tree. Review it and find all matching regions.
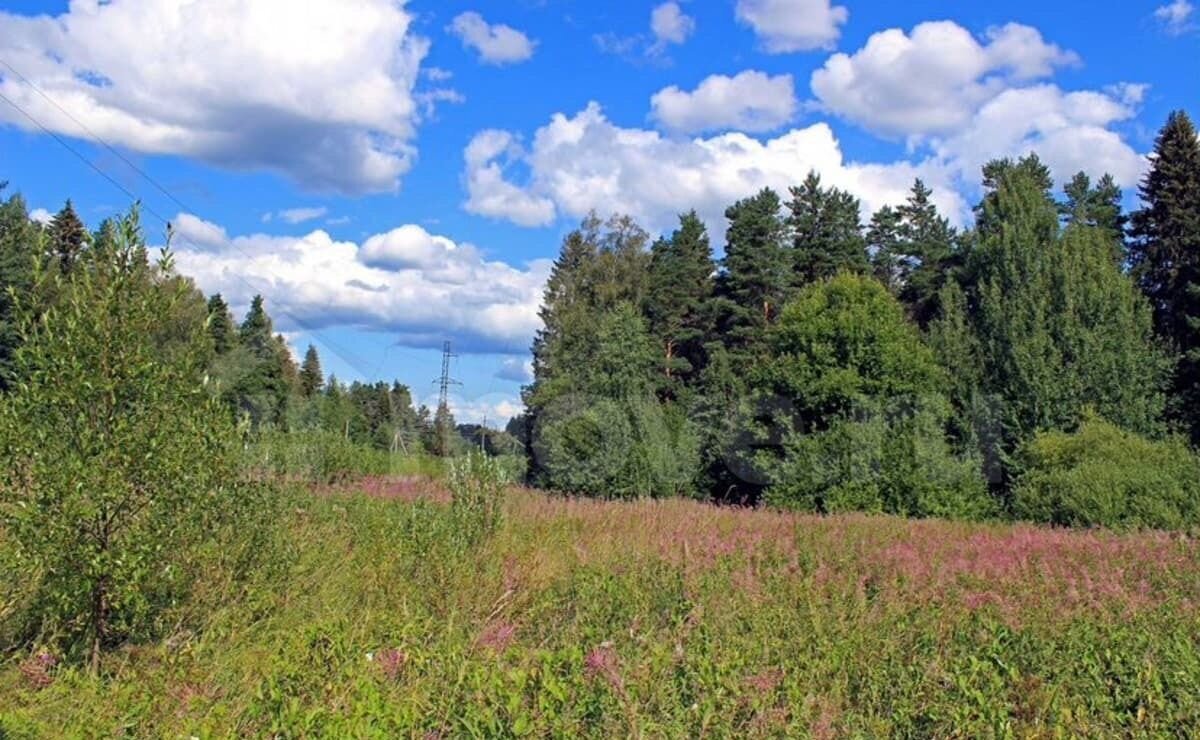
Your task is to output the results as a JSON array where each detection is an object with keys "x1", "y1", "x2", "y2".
[
  {"x1": 299, "y1": 344, "x2": 324, "y2": 398},
  {"x1": 866, "y1": 205, "x2": 903, "y2": 292},
  {"x1": 787, "y1": 171, "x2": 868, "y2": 286},
  {"x1": 715, "y1": 188, "x2": 788, "y2": 362},
  {"x1": 48, "y1": 200, "x2": 87, "y2": 275},
  {"x1": 1129, "y1": 110, "x2": 1200, "y2": 440},
  {"x1": 644, "y1": 211, "x2": 716, "y2": 389},
  {"x1": 205, "y1": 293, "x2": 236, "y2": 355},
  {"x1": 896, "y1": 179, "x2": 958, "y2": 326},
  {"x1": 0, "y1": 190, "x2": 40, "y2": 391}
]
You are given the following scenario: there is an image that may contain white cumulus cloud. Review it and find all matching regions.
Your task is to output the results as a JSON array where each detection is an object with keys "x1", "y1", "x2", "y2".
[
  {"x1": 811, "y1": 21, "x2": 1079, "y2": 137},
  {"x1": 651, "y1": 2, "x2": 696, "y2": 47},
  {"x1": 462, "y1": 102, "x2": 963, "y2": 234},
  {"x1": 651, "y1": 71, "x2": 797, "y2": 134},
  {"x1": 735, "y1": 0, "x2": 848, "y2": 53},
  {"x1": 1155, "y1": 1, "x2": 1195, "y2": 34},
  {"x1": 448, "y1": 12, "x2": 536, "y2": 65},
  {"x1": 0, "y1": 0, "x2": 432, "y2": 193},
  {"x1": 169, "y1": 215, "x2": 551, "y2": 355}
]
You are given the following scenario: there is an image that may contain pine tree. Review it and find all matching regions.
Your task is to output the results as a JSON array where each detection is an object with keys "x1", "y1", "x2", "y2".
[
  {"x1": 644, "y1": 211, "x2": 716, "y2": 390},
  {"x1": 715, "y1": 188, "x2": 788, "y2": 362},
  {"x1": 0, "y1": 190, "x2": 41, "y2": 391},
  {"x1": 866, "y1": 205, "x2": 903, "y2": 292},
  {"x1": 205, "y1": 293, "x2": 236, "y2": 355},
  {"x1": 787, "y1": 171, "x2": 868, "y2": 286},
  {"x1": 48, "y1": 199, "x2": 87, "y2": 275},
  {"x1": 896, "y1": 179, "x2": 958, "y2": 326},
  {"x1": 299, "y1": 344, "x2": 323, "y2": 398},
  {"x1": 1129, "y1": 110, "x2": 1200, "y2": 440}
]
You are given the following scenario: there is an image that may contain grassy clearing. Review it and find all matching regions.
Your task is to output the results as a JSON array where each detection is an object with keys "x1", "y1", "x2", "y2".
[{"x1": 3, "y1": 479, "x2": 1200, "y2": 737}]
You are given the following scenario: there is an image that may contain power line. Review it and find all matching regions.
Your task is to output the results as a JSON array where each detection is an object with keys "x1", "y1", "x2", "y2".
[{"x1": 0, "y1": 62, "x2": 373, "y2": 376}]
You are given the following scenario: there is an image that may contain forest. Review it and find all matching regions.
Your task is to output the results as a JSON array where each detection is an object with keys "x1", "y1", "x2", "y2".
[
  {"x1": 519, "y1": 110, "x2": 1200, "y2": 530},
  {"x1": 0, "y1": 110, "x2": 1199, "y2": 736}
]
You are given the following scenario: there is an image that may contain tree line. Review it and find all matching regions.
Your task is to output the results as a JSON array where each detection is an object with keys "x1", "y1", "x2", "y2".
[
  {"x1": 0, "y1": 197, "x2": 525, "y2": 461},
  {"x1": 518, "y1": 110, "x2": 1200, "y2": 530}
]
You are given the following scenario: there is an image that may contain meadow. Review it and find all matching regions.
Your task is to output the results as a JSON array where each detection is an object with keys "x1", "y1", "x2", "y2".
[{"x1": 2, "y1": 473, "x2": 1199, "y2": 738}]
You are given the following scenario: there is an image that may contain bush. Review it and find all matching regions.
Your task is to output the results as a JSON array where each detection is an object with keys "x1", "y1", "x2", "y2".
[
  {"x1": 534, "y1": 396, "x2": 700, "y2": 499},
  {"x1": 0, "y1": 214, "x2": 262, "y2": 669},
  {"x1": 763, "y1": 401, "x2": 995, "y2": 520},
  {"x1": 447, "y1": 453, "x2": 506, "y2": 545},
  {"x1": 759, "y1": 274, "x2": 991, "y2": 519},
  {"x1": 247, "y1": 429, "x2": 394, "y2": 484},
  {"x1": 1012, "y1": 415, "x2": 1200, "y2": 530}
]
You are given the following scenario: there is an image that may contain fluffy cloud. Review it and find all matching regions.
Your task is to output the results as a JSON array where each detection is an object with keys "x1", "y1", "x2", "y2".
[
  {"x1": 169, "y1": 216, "x2": 551, "y2": 355},
  {"x1": 463, "y1": 130, "x2": 557, "y2": 227},
  {"x1": 651, "y1": 71, "x2": 797, "y2": 133},
  {"x1": 811, "y1": 22, "x2": 1079, "y2": 137},
  {"x1": 651, "y1": 2, "x2": 696, "y2": 47},
  {"x1": 809, "y1": 21, "x2": 1142, "y2": 189},
  {"x1": 735, "y1": 0, "x2": 848, "y2": 53},
  {"x1": 933, "y1": 85, "x2": 1145, "y2": 188},
  {"x1": 1155, "y1": 1, "x2": 1195, "y2": 34},
  {"x1": 0, "y1": 0, "x2": 432, "y2": 193},
  {"x1": 29, "y1": 208, "x2": 53, "y2": 226},
  {"x1": 463, "y1": 102, "x2": 962, "y2": 233},
  {"x1": 448, "y1": 12, "x2": 536, "y2": 65}
]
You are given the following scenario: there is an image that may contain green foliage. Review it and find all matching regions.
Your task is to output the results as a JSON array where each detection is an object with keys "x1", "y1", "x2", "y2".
[
  {"x1": 447, "y1": 453, "x2": 507, "y2": 545},
  {"x1": 758, "y1": 273, "x2": 990, "y2": 517},
  {"x1": 643, "y1": 211, "x2": 715, "y2": 391},
  {"x1": 788, "y1": 171, "x2": 869, "y2": 285},
  {"x1": 1129, "y1": 110, "x2": 1200, "y2": 442},
  {"x1": 0, "y1": 210, "x2": 257, "y2": 667},
  {"x1": 1013, "y1": 415, "x2": 1200, "y2": 530},
  {"x1": 0, "y1": 190, "x2": 42, "y2": 392},
  {"x1": 949, "y1": 155, "x2": 1169, "y2": 486},
  {"x1": 714, "y1": 188, "x2": 788, "y2": 361},
  {"x1": 46, "y1": 200, "x2": 87, "y2": 276},
  {"x1": 298, "y1": 343, "x2": 323, "y2": 398}
]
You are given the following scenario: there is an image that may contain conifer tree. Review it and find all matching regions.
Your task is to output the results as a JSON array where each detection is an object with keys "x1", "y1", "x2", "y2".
[
  {"x1": 866, "y1": 205, "x2": 903, "y2": 292},
  {"x1": 896, "y1": 179, "x2": 958, "y2": 326},
  {"x1": 299, "y1": 344, "x2": 323, "y2": 398},
  {"x1": 788, "y1": 171, "x2": 868, "y2": 286},
  {"x1": 205, "y1": 293, "x2": 236, "y2": 355},
  {"x1": 715, "y1": 188, "x2": 788, "y2": 362},
  {"x1": 0, "y1": 190, "x2": 40, "y2": 391},
  {"x1": 644, "y1": 211, "x2": 716, "y2": 389},
  {"x1": 1129, "y1": 110, "x2": 1200, "y2": 440},
  {"x1": 48, "y1": 199, "x2": 87, "y2": 275},
  {"x1": 955, "y1": 155, "x2": 1168, "y2": 488}
]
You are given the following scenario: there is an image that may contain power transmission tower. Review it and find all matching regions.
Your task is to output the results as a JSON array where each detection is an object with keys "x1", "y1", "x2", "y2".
[{"x1": 433, "y1": 340, "x2": 461, "y2": 456}]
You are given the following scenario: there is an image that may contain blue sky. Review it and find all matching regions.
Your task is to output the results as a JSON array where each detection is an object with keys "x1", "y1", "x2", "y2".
[{"x1": 0, "y1": 0, "x2": 1195, "y2": 424}]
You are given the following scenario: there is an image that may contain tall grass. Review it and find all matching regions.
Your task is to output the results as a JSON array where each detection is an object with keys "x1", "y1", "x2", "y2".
[{"x1": 2, "y1": 483, "x2": 1199, "y2": 736}]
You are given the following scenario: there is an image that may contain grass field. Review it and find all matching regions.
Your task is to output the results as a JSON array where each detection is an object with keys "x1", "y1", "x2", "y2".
[{"x1": 3, "y1": 476, "x2": 1200, "y2": 737}]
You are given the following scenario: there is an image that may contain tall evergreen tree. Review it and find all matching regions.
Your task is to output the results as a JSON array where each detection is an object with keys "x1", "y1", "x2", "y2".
[
  {"x1": 948, "y1": 155, "x2": 1168, "y2": 489},
  {"x1": 1060, "y1": 172, "x2": 1126, "y2": 251},
  {"x1": 715, "y1": 188, "x2": 788, "y2": 362},
  {"x1": 896, "y1": 180, "x2": 959, "y2": 326},
  {"x1": 205, "y1": 293, "x2": 236, "y2": 355},
  {"x1": 47, "y1": 200, "x2": 87, "y2": 275},
  {"x1": 1128, "y1": 110, "x2": 1200, "y2": 440},
  {"x1": 0, "y1": 190, "x2": 40, "y2": 391},
  {"x1": 644, "y1": 211, "x2": 716, "y2": 389},
  {"x1": 787, "y1": 171, "x2": 868, "y2": 286},
  {"x1": 299, "y1": 344, "x2": 323, "y2": 398},
  {"x1": 866, "y1": 205, "x2": 903, "y2": 292}
]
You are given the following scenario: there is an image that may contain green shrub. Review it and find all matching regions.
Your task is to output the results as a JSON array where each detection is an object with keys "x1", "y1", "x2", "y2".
[
  {"x1": 247, "y1": 429, "x2": 395, "y2": 484},
  {"x1": 0, "y1": 213, "x2": 262, "y2": 669},
  {"x1": 535, "y1": 396, "x2": 700, "y2": 499},
  {"x1": 764, "y1": 401, "x2": 995, "y2": 520},
  {"x1": 447, "y1": 453, "x2": 506, "y2": 545},
  {"x1": 1013, "y1": 414, "x2": 1200, "y2": 530},
  {"x1": 759, "y1": 274, "x2": 991, "y2": 519}
]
